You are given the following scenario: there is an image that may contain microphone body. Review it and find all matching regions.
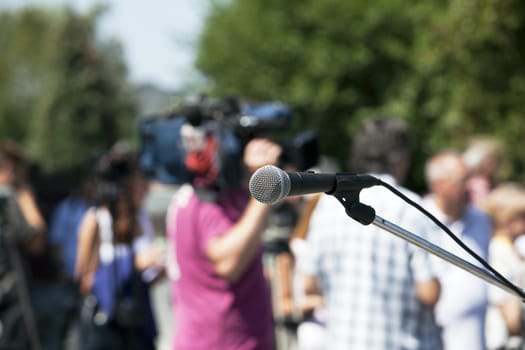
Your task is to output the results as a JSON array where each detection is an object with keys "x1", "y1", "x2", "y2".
[
  {"x1": 285, "y1": 171, "x2": 337, "y2": 197},
  {"x1": 249, "y1": 165, "x2": 380, "y2": 205}
]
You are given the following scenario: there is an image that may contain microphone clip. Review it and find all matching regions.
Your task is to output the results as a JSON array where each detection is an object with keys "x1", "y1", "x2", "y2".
[{"x1": 331, "y1": 173, "x2": 378, "y2": 225}]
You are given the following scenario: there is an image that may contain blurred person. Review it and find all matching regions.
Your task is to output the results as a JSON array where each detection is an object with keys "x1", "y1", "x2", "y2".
[
  {"x1": 46, "y1": 170, "x2": 96, "y2": 349},
  {"x1": 289, "y1": 157, "x2": 340, "y2": 350},
  {"x1": 0, "y1": 139, "x2": 46, "y2": 350},
  {"x1": 289, "y1": 192, "x2": 326, "y2": 350},
  {"x1": 301, "y1": 118, "x2": 442, "y2": 349},
  {"x1": 479, "y1": 183, "x2": 525, "y2": 350},
  {"x1": 463, "y1": 137, "x2": 502, "y2": 207},
  {"x1": 142, "y1": 179, "x2": 178, "y2": 350},
  {"x1": 262, "y1": 194, "x2": 302, "y2": 350},
  {"x1": 49, "y1": 172, "x2": 96, "y2": 284},
  {"x1": 75, "y1": 143, "x2": 165, "y2": 350},
  {"x1": 165, "y1": 118, "x2": 282, "y2": 349},
  {"x1": 423, "y1": 151, "x2": 491, "y2": 350}
]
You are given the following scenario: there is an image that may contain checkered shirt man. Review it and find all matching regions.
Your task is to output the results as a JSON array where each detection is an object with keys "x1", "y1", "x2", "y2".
[{"x1": 300, "y1": 174, "x2": 443, "y2": 350}]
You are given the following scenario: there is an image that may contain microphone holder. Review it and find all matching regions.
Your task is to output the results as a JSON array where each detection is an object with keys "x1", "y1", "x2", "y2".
[{"x1": 334, "y1": 189, "x2": 525, "y2": 301}]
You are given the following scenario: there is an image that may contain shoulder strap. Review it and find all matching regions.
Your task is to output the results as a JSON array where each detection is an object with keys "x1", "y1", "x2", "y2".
[{"x1": 94, "y1": 207, "x2": 112, "y2": 245}]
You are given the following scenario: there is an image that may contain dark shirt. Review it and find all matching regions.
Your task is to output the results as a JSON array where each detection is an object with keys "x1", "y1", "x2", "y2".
[{"x1": 0, "y1": 185, "x2": 35, "y2": 278}]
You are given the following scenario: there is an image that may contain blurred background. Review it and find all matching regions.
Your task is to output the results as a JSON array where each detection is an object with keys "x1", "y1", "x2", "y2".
[{"x1": 1, "y1": 0, "x2": 525, "y2": 195}]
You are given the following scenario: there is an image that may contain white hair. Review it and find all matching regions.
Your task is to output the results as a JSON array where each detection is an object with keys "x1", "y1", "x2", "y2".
[
  {"x1": 425, "y1": 151, "x2": 464, "y2": 184},
  {"x1": 462, "y1": 137, "x2": 501, "y2": 172}
]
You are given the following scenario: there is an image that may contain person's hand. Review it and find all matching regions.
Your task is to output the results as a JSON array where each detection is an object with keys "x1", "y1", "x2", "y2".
[
  {"x1": 136, "y1": 245, "x2": 166, "y2": 271},
  {"x1": 243, "y1": 138, "x2": 282, "y2": 173}
]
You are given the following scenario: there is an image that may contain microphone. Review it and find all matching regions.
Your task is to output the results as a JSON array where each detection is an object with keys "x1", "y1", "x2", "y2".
[{"x1": 249, "y1": 165, "x2": 380, "y2": 205}]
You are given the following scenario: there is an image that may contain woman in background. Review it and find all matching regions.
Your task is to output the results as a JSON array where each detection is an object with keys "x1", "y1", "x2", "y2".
[
  {"x1": 480, "y1": 183, "x2": 525, "y2": 350},
  {"x1": 75, "y1": 143, "x2": 164, "y2": 350}
]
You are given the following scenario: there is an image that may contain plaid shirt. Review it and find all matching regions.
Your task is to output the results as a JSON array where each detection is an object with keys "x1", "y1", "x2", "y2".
[{"x1": 300, "y1": 174, "x2": 442, "y2": 350}]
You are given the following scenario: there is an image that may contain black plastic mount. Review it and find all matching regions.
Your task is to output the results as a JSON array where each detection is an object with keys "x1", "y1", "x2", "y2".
[{"x1": 330, "y1": 173, "x2": 379, "y2": 225}]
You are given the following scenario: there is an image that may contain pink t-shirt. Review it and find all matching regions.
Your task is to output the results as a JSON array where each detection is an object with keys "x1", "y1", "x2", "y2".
[{"x1": 166, "y1": 185, "x2": 274, "y2": 350}]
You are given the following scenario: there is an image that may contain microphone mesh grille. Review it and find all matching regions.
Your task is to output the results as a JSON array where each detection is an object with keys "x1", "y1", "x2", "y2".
[{"x1": 249, "y1": 165, "x2": 290, "y2": 204}]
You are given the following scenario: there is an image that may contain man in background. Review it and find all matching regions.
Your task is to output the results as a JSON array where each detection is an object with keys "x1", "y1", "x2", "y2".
[
  {"x1": 301, "y1": 118, "x2": 442, "y2": 349},
  {"x1": 423, "y1": 151, "x2": 491, "y2": 350}
]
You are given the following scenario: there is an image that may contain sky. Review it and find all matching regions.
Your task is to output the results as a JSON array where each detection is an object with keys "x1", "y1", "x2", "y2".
[{"x1": 2, "y1": 0, "x2": 208, "y2": 91}]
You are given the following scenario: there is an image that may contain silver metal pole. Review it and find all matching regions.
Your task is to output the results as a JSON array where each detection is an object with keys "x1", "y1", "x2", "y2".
[{"x1": 373, "y1": 215, "x2": 525, "y2": 299}]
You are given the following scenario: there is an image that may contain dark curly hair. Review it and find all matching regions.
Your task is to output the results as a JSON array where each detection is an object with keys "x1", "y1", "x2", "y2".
[
  {"x1": 0, "y1": 139, "x2": 29, "y2": 188},
  {"x1": 95, "y1": 142, "x2": 142, "y2": 244},
  {"x1": 349, "y1": 118, "x2": 412, "y2": 175}
]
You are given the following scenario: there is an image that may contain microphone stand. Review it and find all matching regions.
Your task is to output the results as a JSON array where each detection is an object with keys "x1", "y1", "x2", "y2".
[{"x1": 332, "y1": 186, "x2": 525, "y2": 300}]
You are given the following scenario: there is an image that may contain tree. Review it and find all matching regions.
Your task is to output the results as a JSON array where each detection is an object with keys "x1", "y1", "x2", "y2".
[
  {"x1": 0, "y1": 6, "x2": 136, "y2": 173},
  {"x1": 427, "y1": 0, "x2": 525, "y2": 180},
  {"x1": 196, "y1": 0, "x2": 434, "y2": 172},
  {"x1": 196, "y1": 0, "x2": 525, "y2": 189},
  {"x1": 0, "y1": 7, "x2": 55, "y2": 142}
]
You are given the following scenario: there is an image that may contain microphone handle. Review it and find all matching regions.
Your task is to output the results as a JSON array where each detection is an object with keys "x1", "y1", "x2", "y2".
[{"x1": 287, "y1": 171, "x2": 337, "y2": 197}]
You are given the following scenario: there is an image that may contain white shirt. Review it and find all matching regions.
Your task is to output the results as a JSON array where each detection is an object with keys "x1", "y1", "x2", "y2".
[
  {"x1": 485, "y1": 237, "x2": 525, "y2": 349},
  {"x1": 422, "y1": 197, "x2": 491, "y2": 350}
]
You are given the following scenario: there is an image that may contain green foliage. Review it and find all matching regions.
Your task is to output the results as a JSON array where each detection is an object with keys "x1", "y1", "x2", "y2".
[
  {"x1": 196, "y1": 0, "x2": 525, "y2": 190},
  {"x1": 437, "y1": 0, "x2": 525, "y2": 180},
  {"x1": 0, "y1": 6, "x2": 136, "y2": 173},
  {"x1": 0, "y1": 7, "x2": 56, "y2": 142},
  {"x1": 197, "y1": 0, "x2": 434, "y2": 172}
]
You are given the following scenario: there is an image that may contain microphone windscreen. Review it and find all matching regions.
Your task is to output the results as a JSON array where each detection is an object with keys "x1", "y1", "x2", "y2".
[{"x1": 249, "y1": 165, "x2": 290, "y2": 204}]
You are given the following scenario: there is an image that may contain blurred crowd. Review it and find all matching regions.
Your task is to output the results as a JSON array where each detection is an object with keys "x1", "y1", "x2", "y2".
[{"x1": 1, "y1": 116, "x2": 525, "y2": 350}]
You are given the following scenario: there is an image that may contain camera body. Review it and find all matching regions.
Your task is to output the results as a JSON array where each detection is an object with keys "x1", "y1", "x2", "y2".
[{"x1": 138, "y1": 96, "x2": 318, "y2": 188}]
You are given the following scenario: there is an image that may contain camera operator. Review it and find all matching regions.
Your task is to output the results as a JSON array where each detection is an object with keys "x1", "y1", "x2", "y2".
[
  {"x1": 165, "y1": 118, "x2": 282, "y2": 349},
  {"x1": 138, "y1": 96, "x2": 318, "y2": 349},
  {"x1": 0, "y1": 139, "x2": 46, "y2": 350}
]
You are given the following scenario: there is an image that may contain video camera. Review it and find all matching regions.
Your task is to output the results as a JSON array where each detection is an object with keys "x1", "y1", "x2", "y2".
[{"x1": 138, "y1": 96, "x2": 318, "y2": 188}]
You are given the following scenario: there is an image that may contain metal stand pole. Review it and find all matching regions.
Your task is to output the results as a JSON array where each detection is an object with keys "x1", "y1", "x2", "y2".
[{"x1": 372, "y1": 214, "x2": 525, "y2": 299}]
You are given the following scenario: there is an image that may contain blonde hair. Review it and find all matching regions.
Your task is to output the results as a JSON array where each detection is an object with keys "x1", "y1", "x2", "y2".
[
  {"x1": 479, "y1": 182, "x2": 525, "y2": 227},
  {"x1": 463, "y1": 137, "x2": 501, "y2": 174}
]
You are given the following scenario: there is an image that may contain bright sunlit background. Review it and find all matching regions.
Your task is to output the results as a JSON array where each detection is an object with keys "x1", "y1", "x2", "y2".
[{"x1": 2, "y1": 0, "x2": 208, "y2": 91}]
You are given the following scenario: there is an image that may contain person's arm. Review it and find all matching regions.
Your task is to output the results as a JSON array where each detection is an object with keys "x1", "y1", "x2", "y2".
[
  {"x1": 205, "y1": 138, "x2": 281, "y2": 283},
  {"x1": 206, "y1": 198, "x2": 271, "y2": 282},
  {"x1": 75, "y1": 209, "x2": 98, "y2": 295},
  {"x1": 303, "y1": 274, "x2": 325, "y2": 313},
  {"x1": 134, "y1": 210, "x2": 166, "y2": 273},
  {"x1": 276, "y1": 252, "x2": 294, "y2": 316},
  {"x1": 409, "y1": 211, "x2": 442, "y2": 307},
  {"x1": 15, "y1": 186, "x2": 46, "y2": 253},
  {"x1": 499, "y1": 296, "x2": 522, "y2": 335}
]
